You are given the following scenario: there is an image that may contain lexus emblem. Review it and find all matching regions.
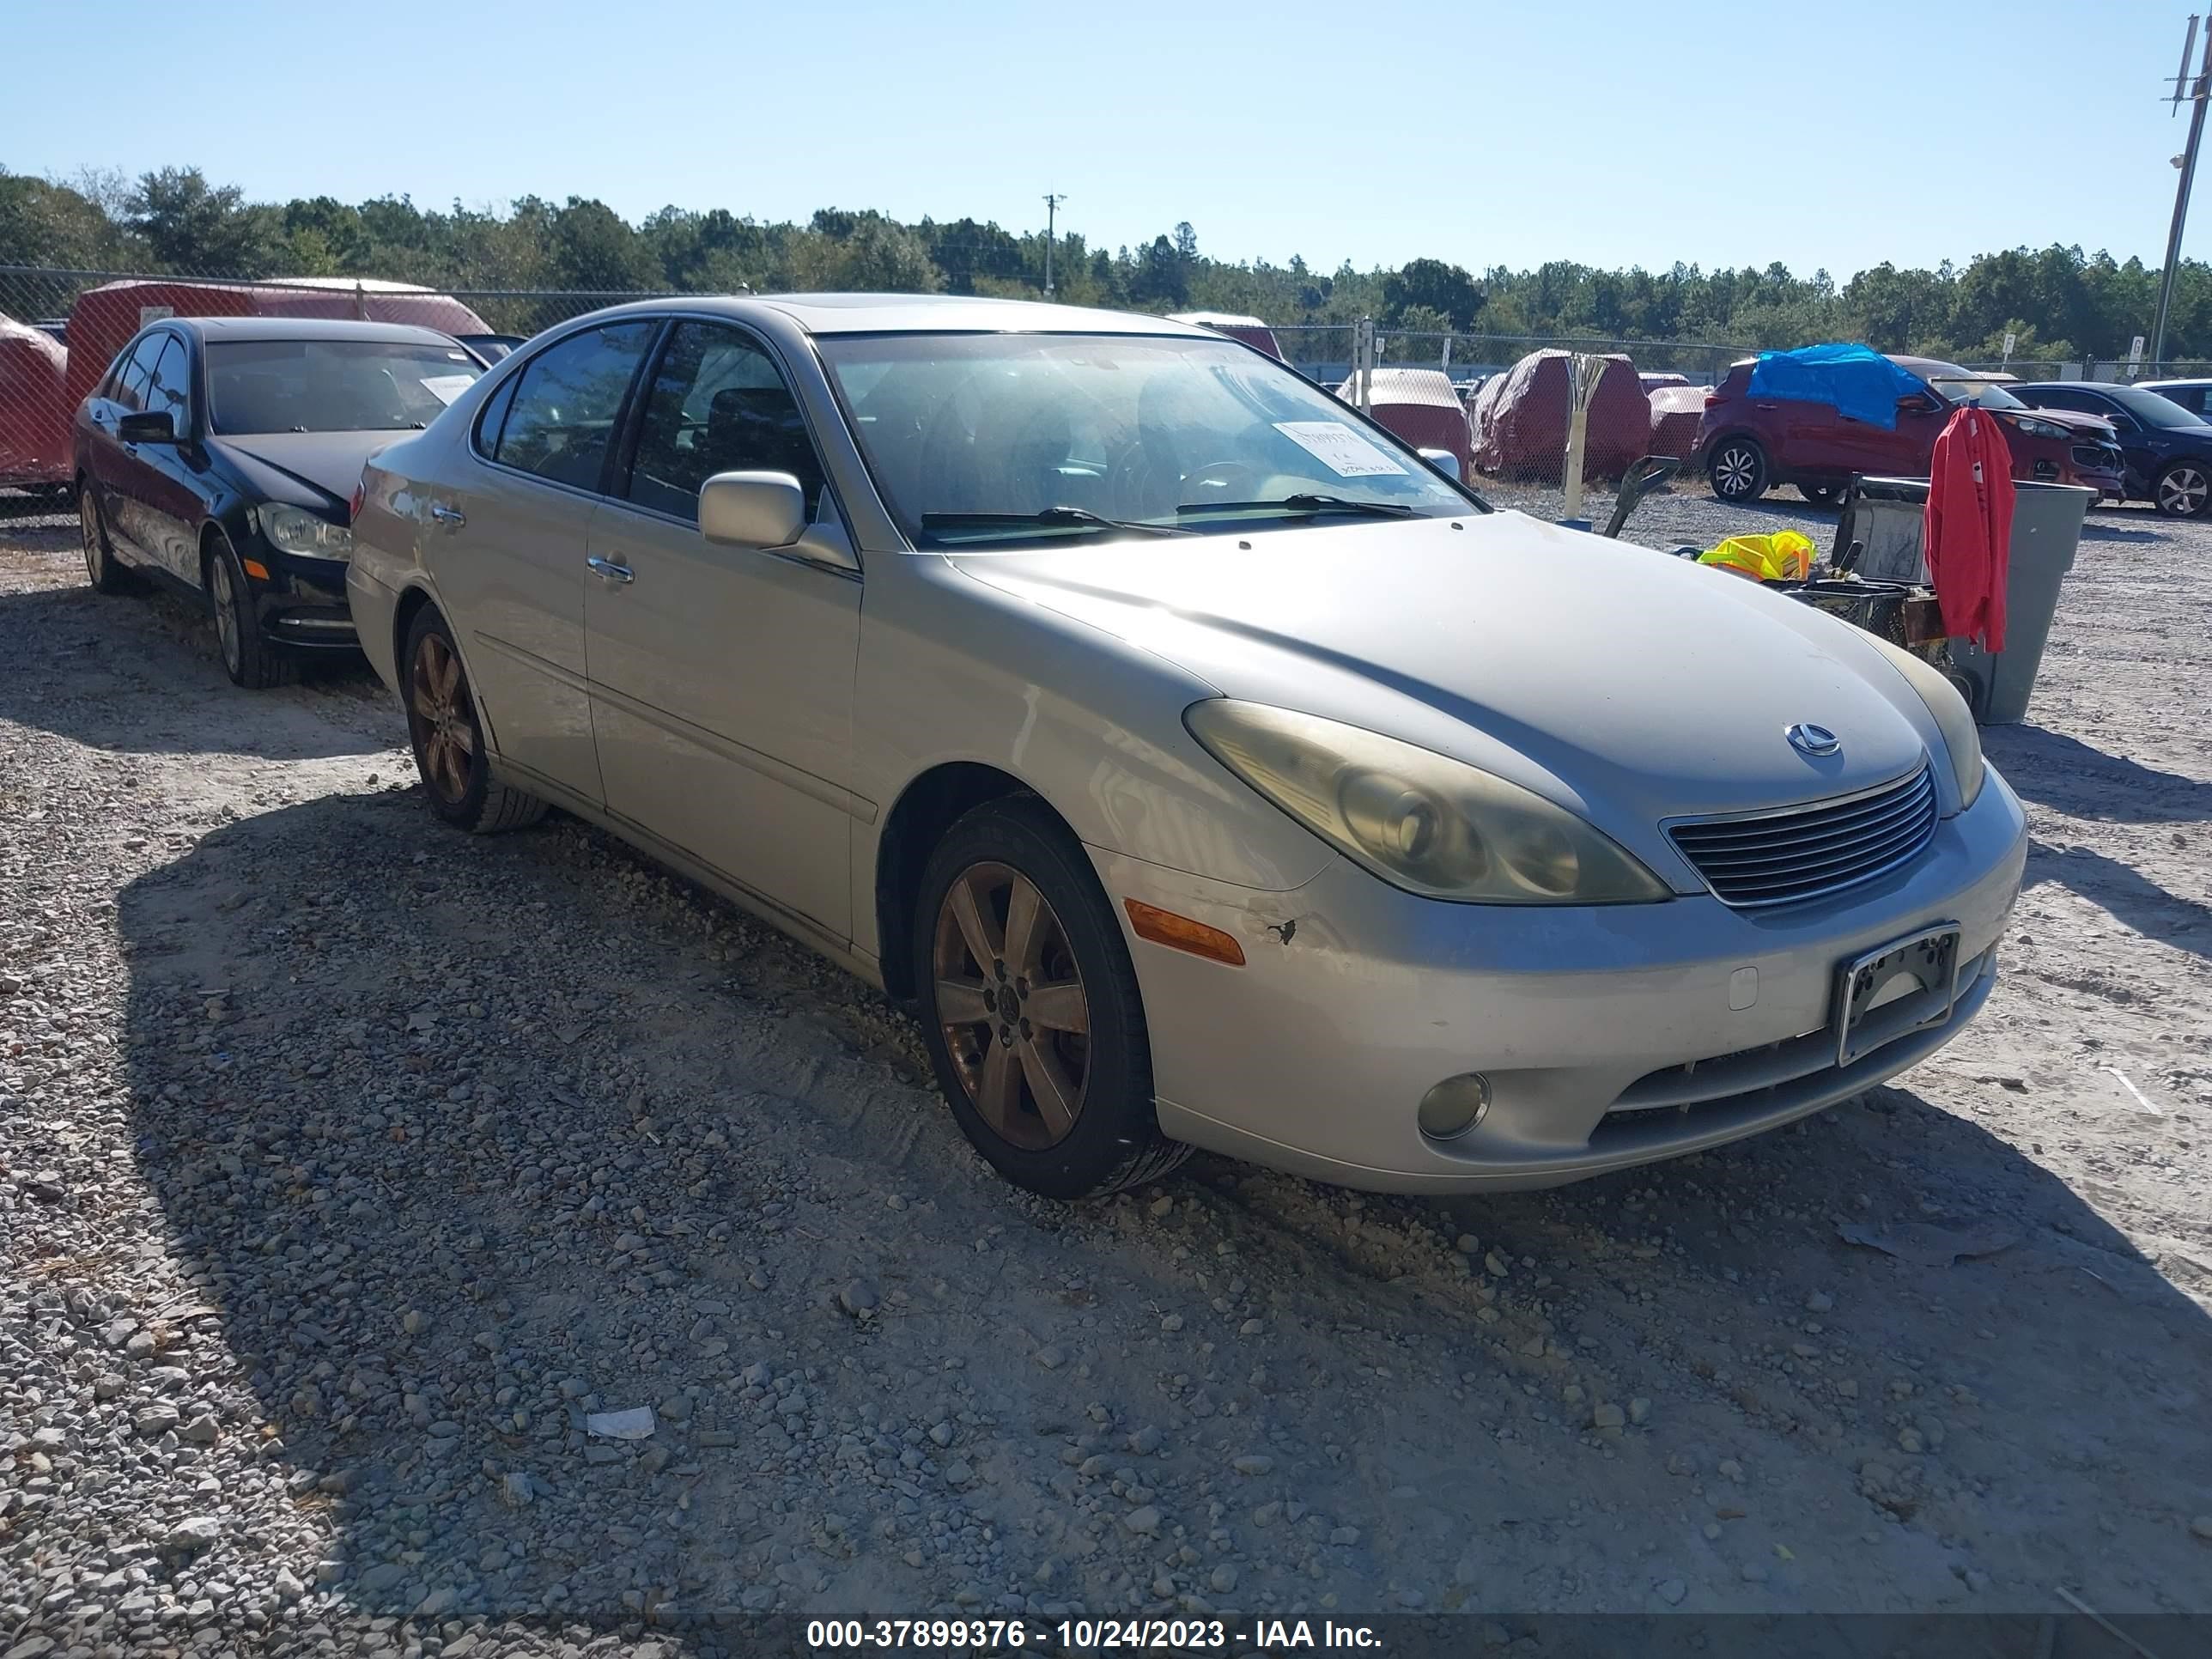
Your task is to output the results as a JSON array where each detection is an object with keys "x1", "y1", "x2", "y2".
[{"x1": 1786, "y1": 722, "x2": 1842, "y2": 758}]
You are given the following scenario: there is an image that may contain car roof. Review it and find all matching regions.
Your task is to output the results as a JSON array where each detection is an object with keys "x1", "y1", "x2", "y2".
[
  {"x1": 177, "y1": 316, "x2": 467, "y2": 346},
  {"x1": 580, "y1": 292, "x2": 1217, "y2": 340},
  {"x1": 2140, "y1": 377, "x2": 2212, "y2": 389}
]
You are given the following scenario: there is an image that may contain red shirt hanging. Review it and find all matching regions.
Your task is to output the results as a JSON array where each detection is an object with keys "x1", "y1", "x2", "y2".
[{"x1": 1923, "y1": 405, "x2": 2013, "y2": 653}]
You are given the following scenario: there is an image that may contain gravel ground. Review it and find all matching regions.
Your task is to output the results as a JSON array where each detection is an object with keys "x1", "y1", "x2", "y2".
[{"x1": 3, "y1": 494, "x2": 2209, "y2": 1657}]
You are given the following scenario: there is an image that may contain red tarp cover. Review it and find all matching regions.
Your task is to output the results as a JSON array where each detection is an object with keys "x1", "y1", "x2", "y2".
[
  {"x1": 64, "y1": 280, "x2": 494, "y2": 413},
  {"x1": 1647, "y1": 384, "x2": 1709, "y2": 460},
  {"x1": 1469, "y1": 349, "x2": 1650, "y2": 482},
  {"x1": 1334, "y1": 368, "x2": 1472, "y2": 477},
  {"x1": 0, "y1": 313, "x2": 71, "y2": 489}
]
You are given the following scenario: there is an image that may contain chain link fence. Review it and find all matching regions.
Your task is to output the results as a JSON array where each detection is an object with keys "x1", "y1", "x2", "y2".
[
  {"x1": 1269, "y1": 323, "x2": 1753, "y2": 391},
  {"x1": 11, "y1": 260, "x2": 2210, "y2": 531}
]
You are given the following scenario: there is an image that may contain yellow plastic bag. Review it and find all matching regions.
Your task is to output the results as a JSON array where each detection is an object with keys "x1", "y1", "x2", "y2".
[{"x1": 1698, "y1": 530, "x2": 1814, "y2": 583}]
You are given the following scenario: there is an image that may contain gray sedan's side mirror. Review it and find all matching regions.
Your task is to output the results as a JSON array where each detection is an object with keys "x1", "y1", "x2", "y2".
[
  {"x1": 1418, "y1": 447, "x2": 1462, "y2": 481},
  {"x1": 699, "y1": 471, "x2": 807, "y2": 549}
]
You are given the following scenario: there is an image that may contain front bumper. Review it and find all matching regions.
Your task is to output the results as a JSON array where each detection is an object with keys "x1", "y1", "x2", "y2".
[
  {"x1": 1097, "y1": 766, "x2": 2027, "y2": 1192},
  {"x1": 252, "y1": 550, "x2": 359, "y2": 650}
]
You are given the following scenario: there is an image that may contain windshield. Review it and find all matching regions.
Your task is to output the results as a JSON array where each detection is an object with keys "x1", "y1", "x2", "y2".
[
  {"x1": 817, "y1": 331, "x2": 1479, "y2": 548},
  {"x1": 1923, "y1": 373, "x2": 2026, "y2": 411},
  {"x1": 208, "y1": 339, "x2": 483, "y2": 434},
  {"x1": 2106, "y1": 385, "x2": 2206, "y2": 428}
]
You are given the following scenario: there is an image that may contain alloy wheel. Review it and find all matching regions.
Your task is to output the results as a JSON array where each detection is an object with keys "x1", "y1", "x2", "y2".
[
  {"x1": 410, "y1": 632, "x2": 476, "y2": 804},
  {"x1": 1713, "y1": 443, "x2": 1758, "y2": 498},
  {"x1": 210, "y1": 553, "x2": 242, "y2": 678},
  {"x1": 2160, "y1": 465, "x2": 2209, "y2": 516},
  {"x1": 932, "y1": 860, "x2": 1091, "y2": 1151}
]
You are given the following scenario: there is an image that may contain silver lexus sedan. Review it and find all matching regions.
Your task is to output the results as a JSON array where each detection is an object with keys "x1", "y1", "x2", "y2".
[{"x1": 347, "y1": 295, "x2": 2027, "y2": 1200}]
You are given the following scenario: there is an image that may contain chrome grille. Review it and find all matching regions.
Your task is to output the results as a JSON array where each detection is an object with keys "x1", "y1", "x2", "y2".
[{"x1": 1667, "y1": 765, "x2": 1939, "y2": 908}]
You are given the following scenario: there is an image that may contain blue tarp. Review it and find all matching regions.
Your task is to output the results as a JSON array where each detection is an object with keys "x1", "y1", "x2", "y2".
[{"x1": 1746, "y1": 343, "x2": 1926, "y2": 430}]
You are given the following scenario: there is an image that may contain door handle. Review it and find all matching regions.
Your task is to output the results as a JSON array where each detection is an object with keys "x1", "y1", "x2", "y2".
[
  {"x1": 428, "y1": 502, "x2": 466, "y2": 526},
  {"x1": 587, "y1": 555, "x2": 634, "y2": 584}
]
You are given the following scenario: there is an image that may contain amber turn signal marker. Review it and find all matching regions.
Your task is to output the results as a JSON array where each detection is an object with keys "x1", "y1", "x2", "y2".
[
  {"x1": 1123, "y1": 899, "x2": 1245, "y2": 966},
  {"x1": 240, "y1": 558, "x2": 270, "y2": 580}
]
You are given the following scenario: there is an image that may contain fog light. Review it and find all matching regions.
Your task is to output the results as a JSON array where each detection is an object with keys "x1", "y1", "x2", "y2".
[{"x1": 1418, "y1": 1073, "x2": 1492, "y2": 1140}]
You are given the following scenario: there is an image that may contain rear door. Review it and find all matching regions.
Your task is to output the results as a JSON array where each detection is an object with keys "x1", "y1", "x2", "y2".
[
  {"x1": 431, "y1": 319, "x2": 660, "y2": 806},
  {"x1": 582, "y1": 318, "x2": 862, "y2": 938}
]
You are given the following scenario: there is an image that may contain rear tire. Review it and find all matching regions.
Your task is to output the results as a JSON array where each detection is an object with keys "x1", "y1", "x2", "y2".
[
  {"x1": 1709, "y1": 436, "x2": 1769, "y2": 502},
  {"x1": 80, "y1": 490, "x2": 132, "y2": 594},
  {"x1": 402, "y1": 606, "x2": 548, "y2": 834},
  {"x1": 911, "y1": 796, "x2": 1188, "y2": 1200},
  {"x1": 208, "y1": 532, "x2": 295, "y2": 690}
]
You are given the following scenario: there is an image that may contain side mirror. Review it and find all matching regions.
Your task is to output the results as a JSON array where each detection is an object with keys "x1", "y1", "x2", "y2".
[
  {"x1": 1417, "y1": 447, "x2": 1462, "y2": 481},
  {"x1": 118, "y1": 410, "x2": 176, "y2": 445},
  {"x1": 699, "y1": 470, "x2": 807, "y2": 549},
  {"x1": 1897, "y1": 394, "x2": 1935, "y2": 416}
]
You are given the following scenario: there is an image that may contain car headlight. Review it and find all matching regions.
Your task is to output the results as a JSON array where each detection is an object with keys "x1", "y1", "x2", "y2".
[
  {"x1": 260, "y1": 504, "x2": 353, "y2": 560},
  {"x1": 2004, "y1": 415, "x2": 2069, "y2": 441},
  {"x1": 1861, "y1": 635, "x2": 1984, "y2": 810},
  {"x1": 1183, "y1": 701, "x2": 1671, "y2": 905}
]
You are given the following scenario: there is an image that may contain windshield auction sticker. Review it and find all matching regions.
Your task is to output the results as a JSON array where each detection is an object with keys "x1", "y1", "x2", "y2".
[{"x1": 1273, "y1": 421, "x2": 1407, "y2": 477}]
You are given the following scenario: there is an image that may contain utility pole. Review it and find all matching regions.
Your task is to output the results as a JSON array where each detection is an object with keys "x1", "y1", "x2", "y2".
[
  {"x1": 1042, "y1": 193, "x2": 1066, "y2": 298},
  {"x1": 2154, "y1": 15, "x2": 2212, "y2": 367}
]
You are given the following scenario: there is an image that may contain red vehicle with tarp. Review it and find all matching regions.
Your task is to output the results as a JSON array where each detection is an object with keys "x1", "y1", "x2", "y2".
[
  {"x1": 1334, "y1": 368, "x2": 1472, "y2": 479},
  {"x1": 1469, "y1": 349, "x2": 1649, "y2": 482},
  {"x1": 62, "y1": 277, "x2": 494, "y2": 416},
  {"x1": 0, "y1": 313, "x2": 72, "y2": 492}
]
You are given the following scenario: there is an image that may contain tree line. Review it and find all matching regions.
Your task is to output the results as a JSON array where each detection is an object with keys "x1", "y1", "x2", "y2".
[{"x1": 7, "y1": 165, "x2": 2212, "y2": 365}]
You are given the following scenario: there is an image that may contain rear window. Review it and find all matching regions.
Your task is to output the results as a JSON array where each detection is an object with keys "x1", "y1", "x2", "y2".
[{"x1": 207, "y1": 339, "x2": 483, "y2": 434}]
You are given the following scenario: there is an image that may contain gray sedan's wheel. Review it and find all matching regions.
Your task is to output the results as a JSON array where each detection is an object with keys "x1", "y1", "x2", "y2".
[
  {"x1": 1709, "y1": 437, "x2": 1768, "y2": 501},
  {"x1": 80, "y1": 491, "x2": 131, "y2": 594},
  {"x1": 402, "y1": 607, "x2": 547, "y2": 834},
  {"x1": 913, "y1": 797, "x2": 1188, "y2": 1199},
  {"x1": 2154, "y1": 461, "x2": 2209, "y2": 518}
]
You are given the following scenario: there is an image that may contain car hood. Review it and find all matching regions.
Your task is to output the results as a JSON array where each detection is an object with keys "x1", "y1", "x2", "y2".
[
  {"x1": 1997, "y1": 406, "x2": 2116, "y2": 438},
  {"x1": 210, "y1": 431, "x2": 398, "y2": 514},
  {"x1": 947, "y1": 511, "x2": 1945, "y2": 858}
]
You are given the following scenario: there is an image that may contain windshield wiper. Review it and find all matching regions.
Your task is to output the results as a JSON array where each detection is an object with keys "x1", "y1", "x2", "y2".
[
  {"x1": 1174, "y1": 494, "x2": 1417, "y2": 520},
  {"x1": 919, "y1": 507, "x2": 1192, "y2": 538}
]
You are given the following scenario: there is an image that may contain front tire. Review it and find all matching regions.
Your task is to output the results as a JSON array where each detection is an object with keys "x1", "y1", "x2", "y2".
[
  {"x1": 80, "y1": 490, "x2": 131, "y2": 594},
  {"x1": 2154, "y1": 460, "x2": 2209, "y2": 518},
  {"x1": 207, "y1": 532, "x2": 295, "y2": 690},
  {"x1": 1709, "y1": 436, "x2": 1769, "y2": 502},
  {"x1": 1800, "y1": 481, "x2": 1844, "y2": 507},
  {"x1": 912, "y1": 797, "x2": 1188, "y2": 1200},
  {"x1": 402, "y1": 606, "x2": 547, "y2": 833}
]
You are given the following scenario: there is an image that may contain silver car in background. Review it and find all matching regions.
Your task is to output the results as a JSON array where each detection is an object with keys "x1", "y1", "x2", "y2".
[{"x1": 347, "y1": 296, "x2": 2026, "y2": 1199}]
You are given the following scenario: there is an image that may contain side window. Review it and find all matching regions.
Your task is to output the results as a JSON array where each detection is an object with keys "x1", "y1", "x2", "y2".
[
  {"x1": 489, "y1": 321, "x2": 656, "y2": 492},
  {"x1": 471, "y1": 370, "x2": 520, "y2": 457},
  {"x1": 622, "y1": 321, "x2": 828, "y2": 523},
  {"x1": 143, "y1": 336, "x2": 191, "y2": 434},
  {"x1": 2027, "y1": 390, "x2": 2087, "y2": 415},
  {"x1": 112, "y1": 335, "x2": 162, "y2": 413}
]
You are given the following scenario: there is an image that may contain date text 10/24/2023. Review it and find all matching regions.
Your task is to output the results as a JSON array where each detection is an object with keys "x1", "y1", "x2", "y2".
[{"x1": 805, "y1": 1618, "x2": 1385, "y2": 1650}]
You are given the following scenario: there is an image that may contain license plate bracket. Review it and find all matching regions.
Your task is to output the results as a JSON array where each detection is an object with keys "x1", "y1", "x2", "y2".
[{"x1": 1835, "y1": 923, "x2": 1963, "y2": 1068}]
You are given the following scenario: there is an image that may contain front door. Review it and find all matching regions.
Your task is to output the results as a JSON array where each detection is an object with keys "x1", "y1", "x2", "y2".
[
  {"x1": 88, "y1": 332, "x2": 170, "y2": 568},
  {"x1": 582, "y1": 319, "x2": 861, "y2": 939},
  {"x1": 129, "y1": 331, "x2": 211, "y2": 586},
  {"x1": 440, "y1": 319, "x2": 660, "y2": 805}
]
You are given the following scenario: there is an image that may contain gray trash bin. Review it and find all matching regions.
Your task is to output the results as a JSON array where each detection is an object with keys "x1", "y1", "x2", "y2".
[{"x1": 1832, "y1": 475, "x2": 2093, "y2": 725}]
